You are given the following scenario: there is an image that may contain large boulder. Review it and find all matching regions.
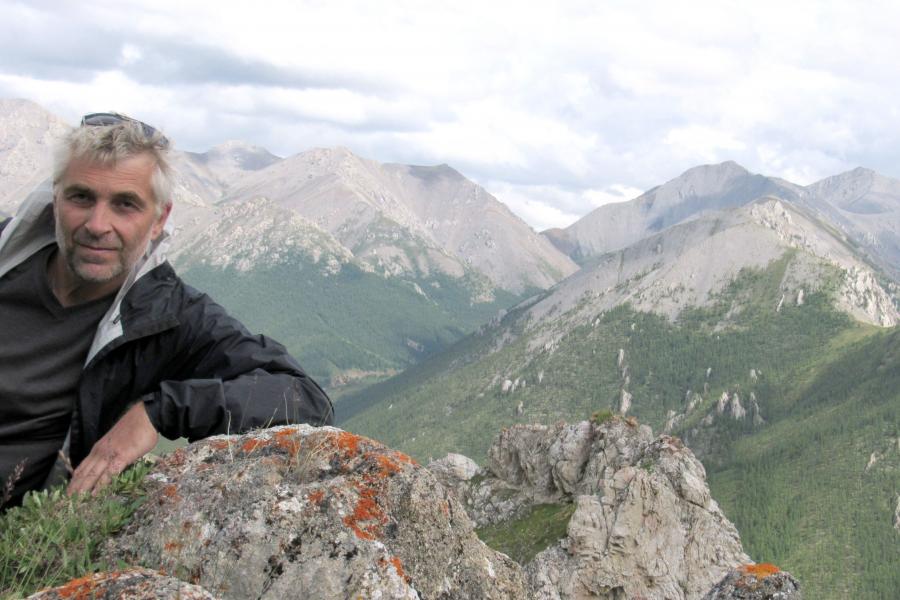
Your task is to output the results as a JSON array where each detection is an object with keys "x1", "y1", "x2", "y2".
[
  {"x1": 436, "y1": 417, "x2": 752, "y2": 599},
  {"x1": 103, "y1": 425, "x2": 526, "y2": 599}
]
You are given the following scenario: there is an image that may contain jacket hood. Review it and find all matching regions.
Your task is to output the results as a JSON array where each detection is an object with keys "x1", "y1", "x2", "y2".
[{"x1": 0, "y1": 180, "x2": 175, "y2": 364}]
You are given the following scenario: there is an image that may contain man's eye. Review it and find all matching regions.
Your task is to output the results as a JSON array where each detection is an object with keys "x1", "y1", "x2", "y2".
[
  {"x1": 116, "y1": 199, "x2": 140, "y2": 211},
  {"x1": 67, "y1": 193, "x2": 90, "y2": 203}
]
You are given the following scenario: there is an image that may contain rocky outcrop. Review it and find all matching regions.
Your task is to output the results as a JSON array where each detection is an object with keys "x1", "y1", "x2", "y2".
[
  {"x1": 702, "y1": 564, "x2": 802, "y2": 599},
  {"x1": 27, "y1": 568, "x2": 216, "y2": 599},
  {"x1": 103, "y1": 425, "x2": 526, "y2": 599},
  {"x1": 434, "y1": 418, "x2": 751, "y2": 599}
]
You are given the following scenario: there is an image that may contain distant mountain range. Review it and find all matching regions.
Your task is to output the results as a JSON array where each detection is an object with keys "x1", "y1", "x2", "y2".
[{"x1": 543, "y1": 160, "x2": 900, "y2": 281}]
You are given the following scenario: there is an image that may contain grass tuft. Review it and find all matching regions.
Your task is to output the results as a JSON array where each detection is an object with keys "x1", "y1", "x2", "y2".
[{"x1": 0, "y1": 460, "x2": 152, "y2": 599}]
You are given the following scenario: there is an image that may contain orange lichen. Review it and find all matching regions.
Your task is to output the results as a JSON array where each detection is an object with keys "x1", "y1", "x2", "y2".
[
  {"x1": 207, "y1": 439, "x2": 230, "y2": 451},
  {"x1": 343, "y1": 486, "x2": 386, "y2": 540},
  {"x1": 389, "y1": 556, "x2": 406, "y2": 580},
  {"x1": 158, "y1": 484, "x2": 180, "y2": 504},
  {"x1": 374, "y1": 454, "x2": 402, "y2": 475},
  {"x1": 164, "y1": 541, "x2": 183, "y2": 552},
  {"x1": 53, "y1": 571, "x2": 128, "y2": 599},
  {"x1": 242, "y1": 438, "x2": 267, "y2": 453},
  {"x1": 378, "y1": 556, "x2": 408, "y2": 581},
  {"x1": 740, "y1": 563, "x2": 781, "y2": 579},
  {"x1": 334, "y1": 431, "x2": 364, "y2": 458},
  {"x1": 308, "y1": 490, "x2": 325, "y2": 505},
  {"x1": 274, "y1": 429, "x2": 302, "y2": 454}
]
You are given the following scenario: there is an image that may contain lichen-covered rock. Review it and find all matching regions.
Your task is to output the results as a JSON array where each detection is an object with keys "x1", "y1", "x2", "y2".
[
  {"x1": 27, "y1": 568, "x2": 216, "y2": 599},
  {"x1": 444, "y1": 417, "x2": 750, "y2": 599},
  {"x1": 103, "y1": 425, "x2": 526, "y2": 599},
  {"x1": 702, "y1": 564, "x2": 802, "y2": 599}
]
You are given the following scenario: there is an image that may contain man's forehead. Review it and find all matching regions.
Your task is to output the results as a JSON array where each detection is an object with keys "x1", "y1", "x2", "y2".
[{"x1": 59, "y1": 154, "x2": 157, "y2": 191}]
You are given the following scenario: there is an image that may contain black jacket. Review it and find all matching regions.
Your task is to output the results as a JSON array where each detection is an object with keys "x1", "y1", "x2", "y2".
[{"x1": 0, "y1": 185, "x2": 332, "y2": 471}]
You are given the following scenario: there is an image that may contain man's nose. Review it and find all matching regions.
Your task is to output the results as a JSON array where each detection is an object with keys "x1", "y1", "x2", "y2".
[{"x1": 83, "y1": 202, "x2": 114, "y2": 236}]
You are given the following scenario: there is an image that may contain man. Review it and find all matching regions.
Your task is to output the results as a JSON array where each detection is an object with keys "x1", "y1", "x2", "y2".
[{"x1": 0, "y1": 113, "x2": 332, "y2": 508}]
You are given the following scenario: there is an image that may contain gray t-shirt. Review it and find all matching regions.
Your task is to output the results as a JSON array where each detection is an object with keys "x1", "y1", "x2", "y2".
[{"x1": 0, "y1": 245, "x2": 114, "y2": 508}]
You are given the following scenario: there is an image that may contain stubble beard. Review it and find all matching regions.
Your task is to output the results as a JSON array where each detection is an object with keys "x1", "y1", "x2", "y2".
[{"x1": 54, "y1": 218, "x2": 128, "y2": 284}]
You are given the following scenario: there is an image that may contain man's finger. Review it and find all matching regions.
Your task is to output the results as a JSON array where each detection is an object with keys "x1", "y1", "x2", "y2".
[{"x1": 68, "y1": 456, "x2": 107, "y2": 495}]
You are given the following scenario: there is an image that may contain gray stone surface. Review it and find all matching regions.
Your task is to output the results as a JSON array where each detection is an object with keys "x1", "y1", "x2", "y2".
[
  {"x1": 104, "y1": 425, "x2": 526, "y2": 599},
  {"x1": 438, "y1": 417, "x2": 751, "y2": 599}
]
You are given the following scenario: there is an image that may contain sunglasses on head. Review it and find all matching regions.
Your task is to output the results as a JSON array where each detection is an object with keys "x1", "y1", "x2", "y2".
[{"x1": 80, "y1": 112, "x2": 169, "y2": 148}]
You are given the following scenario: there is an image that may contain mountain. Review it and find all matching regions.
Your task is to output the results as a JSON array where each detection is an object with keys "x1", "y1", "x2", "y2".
[
  {"x1": 547, "y1": 161, "x2": 900, "y2": 283},
  {"x1": 0, "y1": 98, "x2": 69, "y2": 214},
  {"x1": 801, "y1": 167, "x2": 900, "y2": 280},
  {"x1": 221, "y1": 147, "x2": 577, "y2": 295},
  {"x1": 544, "y1": 161, "x2": 803, "y2": 262},
  {"x1": 340, "y1": 187, "x2": 899, "y2": 598}
]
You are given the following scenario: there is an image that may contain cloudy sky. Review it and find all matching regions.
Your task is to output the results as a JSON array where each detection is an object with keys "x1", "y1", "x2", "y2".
[{"x1": 2, "y1": 0, "x2": 899, "y2": 230}]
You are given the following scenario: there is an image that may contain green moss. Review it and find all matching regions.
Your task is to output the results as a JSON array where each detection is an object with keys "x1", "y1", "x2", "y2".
[{"x1": 476, "y1": 503, "x2": 576, "y2": 564}]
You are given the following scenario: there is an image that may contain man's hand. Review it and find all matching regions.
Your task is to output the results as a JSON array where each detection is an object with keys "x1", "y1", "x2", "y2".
[{"x1": 67, "y1": 401, "x2": 158, "y2": 496}]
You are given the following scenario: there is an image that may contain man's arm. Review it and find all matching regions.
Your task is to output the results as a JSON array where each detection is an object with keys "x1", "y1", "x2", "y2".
[
  {"x1": 68, "y1": 283, "x2": 332, "y2": 495},
  {"x1": 140, "y1": 288, "x2": 333, "y2": 440}
]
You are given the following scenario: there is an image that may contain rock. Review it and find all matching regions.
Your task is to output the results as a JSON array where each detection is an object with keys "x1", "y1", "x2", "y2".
[
  {"x1": 729, "y1": 394, "x2": 746, "y2": 420},
  {"x1": 749, "y1": 393, "x2": 765, "y2": 426},
  {"x1": 502, "y1": 379, "x2": 513, "y2": 393},
  {"x1": 688, "y1": 392, "x2": 703, "y2": 413},
  {"x1": 429, "y1": 452, "x2": 481, "y2": 481},
  {"x1": 750, "y1": 369, "x2": 758, "y2": 381},
  {"x1": 663, "y1": 409, "x2": 685, "y2": 434},
  {"x1": 27, "y1": 568, "x2": 216, "y2": 599},
  {"x1": 617, "y1": 348, "x2": 625, "y2": 369},
  {"x1": 619, "y1": 389, "x2": 633, "y2": 415},
  {"x1": 796, "y1": 289, "x2": 805, "y2": 305},
  {"x1": 464, "y1": 418, "x2": 749, "y2": 599},
  {"x1": 702, "y1": 563, "x2": 802, "y2": 599},
  {"x1": 488, "y1": 424, "x2": 560, "y2": 498},
  {"x1": 894, "y1": 495, "x2": 900, "y2": 531},
  {"x1": 776, "y1": 293, "x2": 785, "y2": 313},
  {"x1": 717, "y1": 391, "x2": 729, "y2": 415},
  {"x1": 524, "y1": 422, "x2": 748, "y2": 599},
  {"x1": 104, "y1": 425, "x2": 526, "y2": 599},
  {"x1": 516, "y1": 400, "x2": 524, "y2": 416}
]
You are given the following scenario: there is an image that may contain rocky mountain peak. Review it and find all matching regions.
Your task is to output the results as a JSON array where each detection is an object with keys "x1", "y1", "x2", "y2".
[
  {"x1": 806, "y1": 167, "x2": 900, "y2": 214},
  {"x1": 202, "y1": 140, "x2": 281, "y2": 169}
]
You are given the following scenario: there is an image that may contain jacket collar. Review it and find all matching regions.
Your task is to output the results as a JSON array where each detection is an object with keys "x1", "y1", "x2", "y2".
[{"x1": 0, "y1": 180, "x2": 174, "y2": 365}]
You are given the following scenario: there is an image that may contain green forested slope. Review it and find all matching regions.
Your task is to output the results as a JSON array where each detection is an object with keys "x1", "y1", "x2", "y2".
[
  {"x1": 180, "y1": 261, "x2": 519, "y2": 387},
  {"x1": 340, "y1": 254, "x2": 899, "y2": 598}
]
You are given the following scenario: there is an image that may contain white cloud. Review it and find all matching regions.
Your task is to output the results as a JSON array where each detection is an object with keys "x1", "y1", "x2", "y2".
[{"x1": 2, "y1": 0, "x2": 900, "y2": 228}]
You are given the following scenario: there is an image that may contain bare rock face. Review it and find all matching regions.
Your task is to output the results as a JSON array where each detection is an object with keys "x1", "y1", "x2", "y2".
[
  {"x1": 26, "y1": 568, "x2": 216, "y2": 599},
  {"x1": 439, "y1": 418, "x2": 750, "y2": 599},
  {"x1": 103, "y1": 425, "x2": 526, "y2": 599},
  {"x1": 702, "y1": 564, "x2": 802, "y2": 599}
]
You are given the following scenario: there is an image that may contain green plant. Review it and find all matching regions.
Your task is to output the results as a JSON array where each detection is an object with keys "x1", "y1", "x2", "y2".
[
  {"x1": 476, "y1": 503, "x2": 576, "y2": 564},
  {"x1": 590, "y1": 408, "x2": 615, "y2": 425},
  {"x1": 0, "y1": 460, "x2": 152, "y2": 599}
]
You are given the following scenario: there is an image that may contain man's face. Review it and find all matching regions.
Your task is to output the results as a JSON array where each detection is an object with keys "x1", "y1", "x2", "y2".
[{"x1": 53, "y1": 153, "x2": 170, "y2": 291}]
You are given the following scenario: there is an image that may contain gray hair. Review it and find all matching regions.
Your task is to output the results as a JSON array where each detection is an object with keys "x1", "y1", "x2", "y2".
[{"x1": 53, "y1": 119, "x2": 174, "y2": 215}]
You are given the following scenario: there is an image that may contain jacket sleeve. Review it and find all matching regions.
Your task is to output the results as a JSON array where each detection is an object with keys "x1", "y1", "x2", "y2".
[{"x1": 141, "y1": 289, "x2": 333, "y2": 442}]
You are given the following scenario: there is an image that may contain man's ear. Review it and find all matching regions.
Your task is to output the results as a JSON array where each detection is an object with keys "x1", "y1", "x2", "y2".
[{"x1": 151, "y1": 202, "x2": 172, "y2": 240}]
